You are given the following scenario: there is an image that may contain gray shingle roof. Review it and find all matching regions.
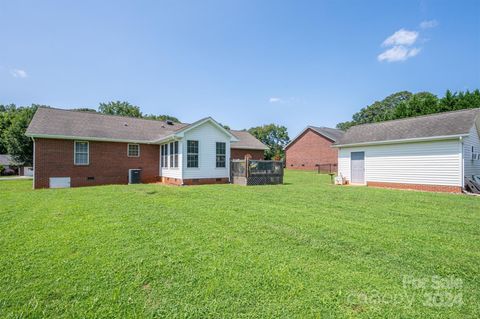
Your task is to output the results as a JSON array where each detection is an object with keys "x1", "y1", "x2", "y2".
[
  {"x1": 230, "y1": 130, "x2": 268, "y2": 150},
  {"x1": 0, "y1": 154, "x2": 21, "y2": 166},
  {"x1": 26, "y1": 107, "x2": 188, "y2": 142},
  {"x1": 26, "y1": 107, "x2": 266, "y2": 149},
  {"x1": 285, "y1": 126, "x2": 344, "y2": 149},
  {"x1": 308, "y1": 126, "x2": 345, "y2": 142},
  {"x1": 336, "y1": 108, "x2": 480, "y2": 146}
]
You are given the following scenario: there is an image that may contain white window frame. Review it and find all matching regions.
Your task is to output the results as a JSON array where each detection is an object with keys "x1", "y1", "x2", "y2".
[
  {"x1": 127, "y1": 144, "x2": 140, "y2": 157},
  {"x1": 187, "y1": 140, "x2": 199, "y2": 168},
  {"x1": 161, "y1": 144, "x2": 168, "y2": 168},
  {"x1": 74, "y1": 141, "x2": 89, "y2": 165},
  {"x1": 216, "y1": 142, "x2": 226, "y2": 168},
  {"x1": 169, "y1": 141, "x2": 179, "y2": 168}
]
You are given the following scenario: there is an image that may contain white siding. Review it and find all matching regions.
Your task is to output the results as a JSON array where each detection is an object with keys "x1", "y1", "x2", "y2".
[
  {"x1": 338, "y1": 139, "x2": 463, "y2": 187},
  {"x1": 159, "y1": 141, "x2": 183, "y2": 179},
  {"x1": 463, "y1": 125, "x2": 480, "y2": 178},
  {"x1": 182, "y1": 122, "x2": 231, "y2": 179}
]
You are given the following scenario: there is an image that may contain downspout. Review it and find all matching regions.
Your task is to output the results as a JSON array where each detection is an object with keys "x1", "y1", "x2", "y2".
[
  {"x1": 460, "y1": 137, "x2": 464, "y2": 189},
  {"x1": 31, "y1": 137, "x2": 35, "y2": 189}
]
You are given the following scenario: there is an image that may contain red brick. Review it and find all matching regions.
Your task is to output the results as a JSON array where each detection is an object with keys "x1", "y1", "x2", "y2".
[
  {"x1": 367, "y1": 181, "x2": 462, "y2": 193},
  {"x1": 34, "y1": 138, "x2": 159, "y2": 189},
  {"x1": 285, "y1": 129, "x2": 338, "y2": 170},
  {"x1": 231, "y1": 149, "x2": 264, "y2": 160}
]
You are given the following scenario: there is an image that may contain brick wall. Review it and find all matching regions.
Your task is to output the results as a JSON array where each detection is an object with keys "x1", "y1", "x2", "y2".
[
  {"x1": 231, "y1": 149, "x2": 264, "y2": 160},
  {"x1": 367, "y1": 181, "x2": 462, "y2": 193},
  {"x1": 34, "y1": 138, "x2": 159, "y2": 189},
  {"x1": 285, "y1": 129, "x2": 338, "y2": 170}
]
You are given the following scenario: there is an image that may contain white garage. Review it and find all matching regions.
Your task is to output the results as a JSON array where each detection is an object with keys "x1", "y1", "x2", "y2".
[{"x1": 334, "y1": 108, "x2": 480, "y2": 193}]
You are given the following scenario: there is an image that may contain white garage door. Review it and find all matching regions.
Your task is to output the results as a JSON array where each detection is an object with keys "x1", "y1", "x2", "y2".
[
  {"x1": 49, "y1": 177, "x2": 71, "y2": 188},
  {"x1": 24, "y1": 167, "x2": 33, "y2": 176}
]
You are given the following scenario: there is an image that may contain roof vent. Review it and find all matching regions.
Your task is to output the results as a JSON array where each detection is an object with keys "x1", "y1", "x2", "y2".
[
  {"x1": 124, "y1": 122, "x2": 128, "y2": 126},
  {"x1": 166, "y1": 120, "x2": 174, "y2": 125}
]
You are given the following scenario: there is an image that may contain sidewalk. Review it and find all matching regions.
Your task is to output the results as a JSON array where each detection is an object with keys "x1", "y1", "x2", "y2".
[{"x1": 0, "y1": 176, "x2": 33, "y2": 181}]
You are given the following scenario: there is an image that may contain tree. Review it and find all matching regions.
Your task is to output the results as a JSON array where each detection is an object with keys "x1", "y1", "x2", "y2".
[
  {"x1": 98, "y1": 101, "x2": 181, "y2": 123},
  {"x1": 0, "y1": 104, "x2": 17, "y2": 154},
  {"x1": 73, "y1": 108, "x2": 97, "y2": 113},
  {"x1": 248, "y1": 124, "x2": 289, "y2": 160},
  {"x1": 2, "y1": 105, "x2": 39, "y2": 165},
  {"x1": 98, "y1": 101, "x2": 142, "y2": 117},
  {"x1": 336, "y1": 89, "x2": 480, "y2": 130},
  {"x1": 336, "y1": 120, "x2": 356, "y2": 131},
  {"x1": 143, "y1": 114, "x2": 180, "y2": 123},
  {"x1": 337, "y1": 91, "x2": 413, "y2": 129},
  {"x1": 393, "y1": 92, "x2": 439, "y2": 119}
]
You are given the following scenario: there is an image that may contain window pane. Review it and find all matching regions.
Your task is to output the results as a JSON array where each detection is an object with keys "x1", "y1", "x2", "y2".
[
  {"x1": 75, "y1": 142, "x2": 88, "y2": 164},
  {"x1": 216, "y1": 155, "x2": 225, "y2": 168},
  {"x1": 76, "y1": 142, "x2": 87, "y2": 152},
  {"x1": 187, "y1": 154, "x2": 198, "y2": 168},
  {"x1": 216, "y1": 142, "x2": 226, "y2": 155},
  {"x1": 187, "y1": 140, "x2": 198, "y2": 154},
  {"x1": 128, "y1": 144, "x2": 139, "y2": 156},
  {"x1": 75, "y1": 153, "x2": 88, "y2": 164}
]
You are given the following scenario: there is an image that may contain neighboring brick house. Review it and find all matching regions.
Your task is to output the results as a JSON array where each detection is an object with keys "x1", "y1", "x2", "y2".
[
  {"x1": 26, "y1": 107, "x2": 267, "y2": 189},
  {"x1": 285, "y1": 126, "x2": 344, "y2": 171},
  {"x1": 230, "y1": 130, "x2": 266, "y2": 160}
]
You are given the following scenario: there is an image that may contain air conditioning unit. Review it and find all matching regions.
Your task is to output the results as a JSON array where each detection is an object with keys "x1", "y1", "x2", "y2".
[{"x1": 129, "y1": 169, "x2": 142, "y2": 184}]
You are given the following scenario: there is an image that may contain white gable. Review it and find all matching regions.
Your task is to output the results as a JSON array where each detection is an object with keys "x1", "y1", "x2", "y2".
[{"x1": 182, "y1": 121, "x2": 231, "y2": 180}]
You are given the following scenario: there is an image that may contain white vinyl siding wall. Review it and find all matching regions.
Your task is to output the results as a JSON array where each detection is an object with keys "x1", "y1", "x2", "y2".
[
  {"x1": 182, "y1": 122, "x2": 230, "y2": 179},
  {"x1": 463, "y1": 125, "x2": 480, "y2": 178},
  {"x1": 159, "y1": 141, "x2": 183, "y2": 180},
  {"x1": 338, "y1": 139, "x2": 463, "y2": 187}
]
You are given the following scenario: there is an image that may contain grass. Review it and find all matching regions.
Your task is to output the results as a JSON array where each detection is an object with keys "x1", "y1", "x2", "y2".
[{"x1": 0, "y1": 170, "x2": 479, "y2": 318}]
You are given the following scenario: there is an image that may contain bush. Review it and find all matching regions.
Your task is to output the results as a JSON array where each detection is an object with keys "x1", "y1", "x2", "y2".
[{"x1": 2, "y1": 168, "x2": 16, "y2": 176}]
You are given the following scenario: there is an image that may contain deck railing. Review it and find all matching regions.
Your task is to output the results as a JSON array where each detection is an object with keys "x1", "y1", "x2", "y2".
[{"x1": 231, "y1": 159, "x2": 284, "y2": 185}]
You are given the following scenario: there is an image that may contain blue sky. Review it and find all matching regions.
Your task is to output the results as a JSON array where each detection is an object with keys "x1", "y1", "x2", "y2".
[{"x1": 1, "y1": 0, "x2": 479, "y2": 136}]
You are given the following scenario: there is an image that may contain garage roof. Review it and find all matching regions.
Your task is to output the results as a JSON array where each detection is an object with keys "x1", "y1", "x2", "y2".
[{"x1": 335, "y1": 108, "x2": 480, "y2": 147}]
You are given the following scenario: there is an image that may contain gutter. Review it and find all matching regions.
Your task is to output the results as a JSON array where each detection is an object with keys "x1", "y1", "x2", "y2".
[
  {"x1": 332, "y1": 134, "x2": 469, "y2": 148},
  {"x1": 25, "y1": 133, "x2": 157, "y2": 144}
]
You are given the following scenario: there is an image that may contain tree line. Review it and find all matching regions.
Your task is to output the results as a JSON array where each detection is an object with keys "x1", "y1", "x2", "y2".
[
  {"x1": 3, "y1": 90, "x2": 478, "y2": 167},
  {"x1": 336, "y1": 89, "x2": 480, "y2": 130}
]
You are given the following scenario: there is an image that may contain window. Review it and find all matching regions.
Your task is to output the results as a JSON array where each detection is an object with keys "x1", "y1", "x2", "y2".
[
  {"x1": 74, "y1": 141, "x2": 89, "y2": 165},
  {"x1": 169, "y1": 141, "x2": 179, "y2": 168},
  {"x1": 128, "y1": 144, "x2": 140, "y2": 157},
  {"x1": 187, "y1": 140, "x2": 199, "y2": 168},
  {"x1": 161, "y1": 144, "x2": 168, "y2": 168},
  {"x1": 216, "y1": 142, "x2": 226, "y2": 168}
]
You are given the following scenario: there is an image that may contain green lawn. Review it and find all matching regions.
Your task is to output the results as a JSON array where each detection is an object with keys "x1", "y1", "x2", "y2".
[{"x1": 0, "y1": 171, "x2": 479, "y2": 318}]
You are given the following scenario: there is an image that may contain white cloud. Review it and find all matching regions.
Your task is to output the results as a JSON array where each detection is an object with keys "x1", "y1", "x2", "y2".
[
  {"x1": 378, "y1": 46, "x2": 421, "y2": 62},
  {"x1": 10, "y1": 69, "x2": 28, "y2": 78},
  {"x1": 269, "y1": 97, "x2": 283, "y2": 103},
  {"x1": 420, "y1": 20, "x2": 438, "y2": 29},
  {"x1": 382, "y1": 29, "x2": 419, "y2": 47}
]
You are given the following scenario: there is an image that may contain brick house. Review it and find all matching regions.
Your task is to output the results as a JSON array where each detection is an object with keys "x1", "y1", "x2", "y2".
[
  {"x1": 285, "y1": 126, "x2": 344, "y2": 171},
  {"x1": 26, "y1": 108, "x2": 267, "y2": 189}
]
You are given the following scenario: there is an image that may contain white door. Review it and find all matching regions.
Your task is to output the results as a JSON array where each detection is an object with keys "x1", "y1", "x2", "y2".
[
  {"x1": 351, "y1": 152, "x2": 365, "y2": 184},
  {"x1": 49, "y1": 177, "x2": 71, "y2": 188}
]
